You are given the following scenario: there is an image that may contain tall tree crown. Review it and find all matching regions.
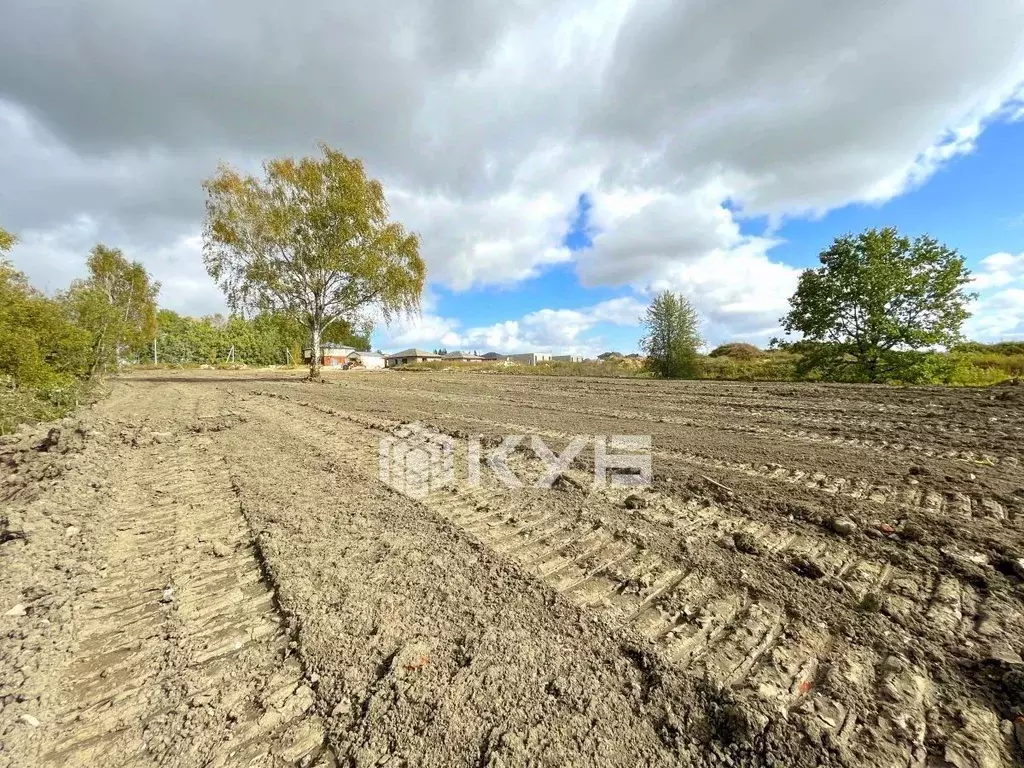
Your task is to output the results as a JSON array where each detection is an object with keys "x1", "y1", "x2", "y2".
[
  {"x1": 640, "y1": 291, "x2": 702, "y2": 379},
  {"x1": 781, "y1": 227, "x2": 975, "y2": 381},
  {"x1": 203, "y1": 147, "x2": 424, "y2": 322}
]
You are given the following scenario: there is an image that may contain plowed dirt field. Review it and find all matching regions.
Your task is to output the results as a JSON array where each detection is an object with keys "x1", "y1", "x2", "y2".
[{"x1": 2, "y1": 370, "x2": 1023, "y2": 767}]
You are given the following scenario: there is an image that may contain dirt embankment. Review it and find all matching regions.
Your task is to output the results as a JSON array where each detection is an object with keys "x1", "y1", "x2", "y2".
[{"x1": 2, "y1": 370, "x2": 1023, "y2": 767}]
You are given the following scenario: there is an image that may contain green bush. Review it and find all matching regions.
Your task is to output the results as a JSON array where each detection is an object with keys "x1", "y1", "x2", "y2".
[
  {"x1": 400, "y1": 347, "x2": 1020, "y2": 387},
  {"x1": 0, "y1": 259, "x2": 94, "y2": 433},
  {"x1": 708, "y1": 342, "x2": 763, "y2": 359},
  {"x1": 699, "y1": 351, "x2": 800, "y2": 381}
]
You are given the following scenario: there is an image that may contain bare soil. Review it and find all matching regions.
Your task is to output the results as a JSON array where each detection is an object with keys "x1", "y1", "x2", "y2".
[{"x1": 2, "y1": 369, "x2": 1023, "y2": 767}]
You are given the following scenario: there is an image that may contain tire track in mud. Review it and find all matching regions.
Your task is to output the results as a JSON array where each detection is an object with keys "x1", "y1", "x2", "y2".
[
  {"x1": 423, "y1": 483, "x2": 1018, "y2": 768},
  {"x1": 334, "y1": 380, "x2": 1021, "y2": 467},
  {"x1": 290, "y1": 390, "x2": 1020, "y2": 525},
  {"x1": 373, "y1": 374, "x2": 1012, "y2": 425},
  {"x1": 39, "y1": 435, "x2": 333, "y2": 767},
  {"x1": 250, "y1": 391, "x2": 1022, "y2": 768}
]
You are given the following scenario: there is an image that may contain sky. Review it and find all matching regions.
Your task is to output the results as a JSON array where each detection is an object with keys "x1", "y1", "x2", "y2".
[{"x1": 2, "y1": 1, "x2": 1024, "y2": 358}]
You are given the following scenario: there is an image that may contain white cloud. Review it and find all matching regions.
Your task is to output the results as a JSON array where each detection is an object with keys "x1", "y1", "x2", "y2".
[
  {"x1": 971, "y1": 251, "x2": 1024, "y2": 289},
  {"x1": 2, "y1": 0, "x2": 1024, "y2": 341},
  {"x1": 965, "y1": 251, "x2": 1024, "y2": 340},
  {"x1": 578, "y1": 187, "x2": 799, "y2": 339},
  {"x1": 388, "y1": 184, "x2": 578, "y2": 290},
  {"x1": 378, "y1": 297, "x2": 646, "y2": 356}
]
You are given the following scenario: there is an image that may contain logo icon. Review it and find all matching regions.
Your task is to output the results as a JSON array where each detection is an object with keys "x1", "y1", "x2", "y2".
[{"x1": 379, "y1": 422, "x2": 455, "y2": 499}]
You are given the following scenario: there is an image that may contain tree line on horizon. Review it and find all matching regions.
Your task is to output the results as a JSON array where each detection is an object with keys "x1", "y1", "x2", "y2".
[{"x1": 3, "y1": 144, "x2": 1022, "y2": 432}]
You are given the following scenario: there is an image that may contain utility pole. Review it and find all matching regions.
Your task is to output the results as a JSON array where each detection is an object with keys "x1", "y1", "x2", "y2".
[{"x1": 153, "y1": 337, "x2": 158, "y2": 365}]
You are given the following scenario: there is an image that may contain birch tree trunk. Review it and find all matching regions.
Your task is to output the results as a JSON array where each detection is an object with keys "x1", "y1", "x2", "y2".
[{"x1": 309, "y1": 324, "x2": 323, "y2": 380}]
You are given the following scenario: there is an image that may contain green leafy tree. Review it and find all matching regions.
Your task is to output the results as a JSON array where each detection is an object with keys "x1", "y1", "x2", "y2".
[
  {"x1": 66, "y1": 245, "x2": 160, "y2": 376},
  {"x1": 144, "y1": 309, "x2": 372, "y2": 368},
  {"x1": 1, "y1": 261, "x2": 91, "y2": 388},
  {"x1": 1, "y1": 230, "x2": 92, "y2": 431},
  {"x1": 202, "y1": 144, "x2": 425, "y2": 378},
  {"x1": 640, "y1": 291, "x2": 702, "y2": 378},
  {"x1": 781, "y1": 228, "x2": 975, "y2": 382}
]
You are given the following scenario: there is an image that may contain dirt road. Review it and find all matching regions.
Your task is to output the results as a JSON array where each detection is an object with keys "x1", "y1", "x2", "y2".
[{"x1": 2, "y1": 370, "x2": 1023, "y2": 767}]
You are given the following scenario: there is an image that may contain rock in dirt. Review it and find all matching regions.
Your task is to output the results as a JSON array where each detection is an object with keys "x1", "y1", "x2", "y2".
[
  {"x1": 211, "y1": 541, "x2": 232, "y2": 558},
  {"x1": 859, "y1": 591, "x2": 884, "y2": 612},
  {"x1": 831, "y1": 517, "x2": 858, "y2": 536},
  {"x1": 1015, "y1": 717, "x2": 1024, "y2": 751},
  {"x1": 5, "y1": 603, "x2": 27, "y2": 617},
  {"x1": 733, "y1": 531, "x2": 761, "y2": 555},
  {"x1": 986, "y1": 642, "x2": 1023, "y2": 665},
  {"x1": 389, "y1": 637, "x2": 437, "y2": 680},
  {"x1": 623, "y1": 494, "x2": 649, "y2": 510},
  {"x1": 37, "y1": 428, "x2": 62, "y2": 453},
  {"x1": 552, "y1": 473, "x2": 584, "y2": 492},
  {"x1": 20, "y1": 713, "x2": 40, "y2": 728},
  {"x1": 64, "y1": 525, "x2": 80, "y2": 537},
  {"x1": 791, "y1": 555, "x2": 825, "y2": 580},
  {"x1": 900, "y1": 522, "x2": 925, "y2": 542}
]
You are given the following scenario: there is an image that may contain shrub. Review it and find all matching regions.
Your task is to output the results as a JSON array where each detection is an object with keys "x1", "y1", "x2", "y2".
[
  {"x1": 699, "y1": 351, "x2": 801, "y2": 381},
  {"x1": 0, "y1": 259, "x2": 94, "y2": 433},
  {"x1": 708, "y1": 342, "x2": 763, "y2": 360}
]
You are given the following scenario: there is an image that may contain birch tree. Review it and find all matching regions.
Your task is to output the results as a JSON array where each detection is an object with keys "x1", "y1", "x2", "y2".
[
  {"x1": 640, "y1": 291, "x2": 702, "y2": 378},
  {"x1": 201, "y1": 144, "x2": 425, "y2": 379},
  {"x1": 66, "y1": 245, "x2": 160, "y2": 376}
]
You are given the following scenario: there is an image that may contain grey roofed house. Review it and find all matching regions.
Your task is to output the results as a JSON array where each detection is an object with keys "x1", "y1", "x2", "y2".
[
  {"x1": 481, "y1": 352, "x2": 502, "y2": 360},
  {"x1": 385, "y1": 348, "x2": 438, "y2": 358},
  {"x1": 383, "y1": 348, "x2": 443, "y2": 367},
  {"x1": 443, "y1": 351, "x2": 484, "y2": 361}
]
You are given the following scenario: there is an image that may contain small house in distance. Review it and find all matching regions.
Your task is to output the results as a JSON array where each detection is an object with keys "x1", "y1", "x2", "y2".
[
  {"x1": 303, "y1": 345, "x2": 355, "y2": 368},
  {"x1": 552, "y1": 354, "x2": 584, "y2": 363},
  {"x1": 443, "y1": 351, "x2": 484, "y2": 362},
  {"x1": 481, "y1": 352, "x2": 502, "y2": 360},
  {"x1": 385, "y1": 348, "x2": 444, "y2": 368},
  {"x1": 503, "y1": 352, "x2": 552, "y2": 365}
]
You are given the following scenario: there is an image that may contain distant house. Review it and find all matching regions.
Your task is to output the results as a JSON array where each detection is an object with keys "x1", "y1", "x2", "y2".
[
  {"x1": 502, "y1": 352, "x2": 552, "y2": 366},
  {"x1": 303, "y1": 345, "x2": 356, "y2": 367},
  {"x1": 552, "y1": 354, "x2": 583, "y2": 363},
  {"x1": 481, "y1": 352, "x2": 502, "y2": 360},
  {"x1": 384, "y1": 348, "x2": 444, "y2": 368},
  {"x1": 352, "y1": 352, "x2": 385, "y2": 370},
  {"x1": 443, "y1": 351, "x2": 485, "y2": 362}
]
